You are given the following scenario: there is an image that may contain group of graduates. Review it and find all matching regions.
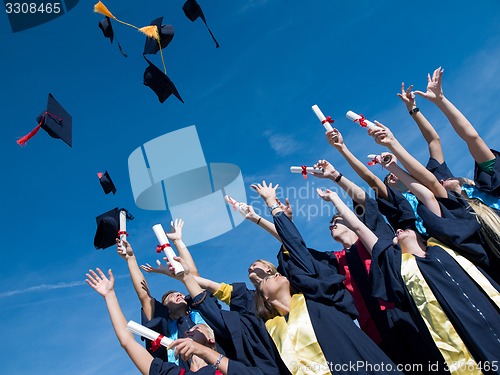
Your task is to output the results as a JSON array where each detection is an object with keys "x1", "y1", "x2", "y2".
[{"x1": 85, "y1": 67, "x2": 500, "y2": 375}]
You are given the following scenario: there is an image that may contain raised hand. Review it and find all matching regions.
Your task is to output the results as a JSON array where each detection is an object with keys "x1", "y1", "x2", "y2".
[
  {"x1": 116, "y1": 238, "x2": 134, "y2": 260},
  {"x1": 414, "y1": 67, "x2": 444, "y2": 102},
  {"x1": 166, "y1": 219, "x2": 184, "y2": 242},
  {"x1": 397, "y1": 82, "x2": 416, "y2": 110},
  {"x1": 168, "y1": 256, "x2": 190, "y2": 280},
  {"x1": 86, "y1": 268, "x2": 115, "y2": 298},
  {"x1": 316, "y1": 188, "x2": 338, "y2": 202},
  {"x1": 325, "y1": 128, "x2": 344, "y2": 149},
  {"x1": 313, "y1": 159, "x2": 337, "y2": 180},
  {"x1": 140, "y1": 259, "x2": 170, "y2": 275},
  {"x1": 251, "y1": 181, "x2": 279, "y2": 205},
  {"x1": 368, "y1": 121, "x2": 396, "y2": 146},
  {"x1": 376, "y1": 152, "x2": 398, "y2": 169},
  {"x1": 277, "y1": 197, "x2": 293, "y2": 220},
  {"x1": 242, "y1": 203, "x2": 260, "y2": 223},
  {"x1": 169, "y1": 338, "x2": 208, "y2": 362}
]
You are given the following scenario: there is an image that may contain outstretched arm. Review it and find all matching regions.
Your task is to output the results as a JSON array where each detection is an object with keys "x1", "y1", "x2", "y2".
[
  {"x1": 86, "y1": 268, "x2": 153, "y2": 375},
  {"x1": 311, "y1": 159, "x2": 367, "y2": 205},
  {"x1": 117, "y1": 239, "x2": 155, "y2": 321},
  {"x1": 377, "y1": 153, "x2": 442, "y2": 217},
  {"x1": 166, "y1": 219, "x2": 199, "y2": 277},
  {"x1": 317, "y1": 189, "x2": 378, "y2": 253},
  {"x1": 398, "y1": 82, "x2": 444, "y2": 163},
  {"x1": 326, "y1": 128, "x2": 388, "y2": 200},
  {"x1": 240, "y1": 203, "x2": 282, "y2": 242},
  {"x1": 368, "y1": 121, "x2": 448, "y2": 199},
  {"x1": 414, "y1": 67, "x2": 495, "y2": 164}
]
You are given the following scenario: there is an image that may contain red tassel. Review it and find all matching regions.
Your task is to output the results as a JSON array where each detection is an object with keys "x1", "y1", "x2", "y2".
[
  {"x1": 17, "y1": 123, "x2": 42, "y2": 146},
  {"x1": 301, "y1": 166, "x2": 308, "y2": 179},
  {"x1": 97, "y1": 172, "x2": 103, "y2": 179}
]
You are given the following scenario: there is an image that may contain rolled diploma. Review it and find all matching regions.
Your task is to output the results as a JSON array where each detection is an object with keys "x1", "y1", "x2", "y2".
[
  {"x1": 224, "y1": 195, "x2": 247, "y2": 216},
  {"x1": 346, "y1": 110, "x2": 378, "y2": 130},
  {"x1": 119, "y1": 210, "x2": 127, "y2": 255},
  {"x1": 290, "y1": 166, "x2": 324, "y2": 175},
  {"x1": 367, "y1": 154, "x2": 377, "y2": 159},
  {"x1": 312, "y1": 105, "x2": 334, "y2": 132},
  {"x1": 127, "y1": 320, "x2": 173, "y2": 348},
  {"x1": 152, "y1": 224, "x2": 184, "y2": 275}
]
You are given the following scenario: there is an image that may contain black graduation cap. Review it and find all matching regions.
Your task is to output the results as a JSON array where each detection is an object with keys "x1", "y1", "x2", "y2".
[
  {"x1": 94, "y1": 207, "x2": 133, "y2": 250},
  {"x1": 97, "y1": 171, "x2": 117, "y2": 195},
  {"x1": 97, "y1": 16, "x2": 128, "y2": 57},
  {"x1": 99, "y1": 16, "x2": 114, "y2": 43},
  {"x1": 143, "y1": 17, "x2": 175, "y2": 55},
  {"x1": 17, "y1": 93, "x2": 72, "y2": 147},
  {"x1": 143, "y1": 56, "x2": 184, "y2": 104},
  {"x1": 182, "y1": 0, "x2": 220, "y2": 48}
]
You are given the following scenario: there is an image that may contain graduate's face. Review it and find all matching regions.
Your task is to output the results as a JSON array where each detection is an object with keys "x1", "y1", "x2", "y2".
[
  {"x1": 259, "y1": 273, "x2": 289, "y2": 301},
  {"x1": 385, "y1": 173, "x2": 406, "y2": 192},
  {"x1": 248, "y1": 261, "x2": 273, "y2": 285},
  {"x1": 163, "y1": 291, "x2": 187, "y2": 307},
  {"x1": 184, "y1": 324, "x2": 214, "y2": 347},
  {"x1": 329, "y1": 218, "x2": 352, "y2": 240},
  {"x1": 440, "y1": 178, "x2": 462, "y2": 194},
  {"x1": 394, "y1": 228, "x2": 417, "y2": 246}
]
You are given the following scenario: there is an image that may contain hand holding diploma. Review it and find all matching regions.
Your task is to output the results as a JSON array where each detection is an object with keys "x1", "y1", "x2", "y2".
[
  {"x1": 152, "y1": 224, "x2": 184, "y2": 275},
  {"x1": 290, "y1": 166, "x2": 324, "y2": 179},
  {"x1": 118, "y1": 210, "x2": 128, "y2": 255},
  {"x1": 126, "y1": 320, "x2": 173, "y2": 352},
  {"x1": 312, "y1": 104, "x2": 334, "y2": 132},
  {"x1": 224, "y1": 195, "x2": 249, "y2": 216}
]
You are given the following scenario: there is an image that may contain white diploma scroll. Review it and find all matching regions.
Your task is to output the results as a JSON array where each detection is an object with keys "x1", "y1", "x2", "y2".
[
  {"x1": 127, "y1": 320, "x2": 173, "y2": 348},
  {"x1": 290, "y1": 166, "x2": 324, "y2": 175},
  {"x1": 119, "y1": 210, "x2": 127, "y2": 255},
  {"x1": 346, "y1": 110, "x2": 378, "y2": 130},
  {"x1": 152, "y1": 224, "x2": 184, "y2": 275},
  {"x1": 312, "y1": 105, "x2": 334, "y2": 132},
  {"x1": 224, "y1": 195, "x2": 248, "y2": 216}
]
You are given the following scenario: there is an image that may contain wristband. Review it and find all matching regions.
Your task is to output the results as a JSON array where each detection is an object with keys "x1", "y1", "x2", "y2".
[
  {"x1": 409, "y1": 107, "x2": 420, "y2": 115},
  {"x1": 256, "y1": 217, "x2": 262, "y2": 225},
  {"x1": 268, "y1": 203, "x2": 280, "y2": 213},
  {"x1": 334, "y1": 172, "x2": 343, "y2": 183},
  {"x1": 212, "y1": 354, "x2": 224, "y2": 369}
]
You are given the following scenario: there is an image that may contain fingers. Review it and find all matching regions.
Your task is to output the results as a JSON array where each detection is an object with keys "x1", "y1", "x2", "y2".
[
  {"x1": 285, "y1": 197, "x2": 290, "y2": 207},
  {"x1": 156, "y1": 259, "x2": 162, "y2": 266},
  {"x1": 108, "y1": 269, "x2": 114, "y2": 282},
  {"x1": 413, "y1": 90, "x2": 425, "y2": 97}
]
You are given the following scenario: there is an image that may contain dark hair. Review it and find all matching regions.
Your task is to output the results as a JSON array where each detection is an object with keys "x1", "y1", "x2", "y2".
[
  {"x1": 383, "y1": 172, "x2": 392, "y2": 185},
  {"x1": 161, "y1": 290, "x2": 179, "y2": 304},
  {"x1": 254, "y1": 285, "x2": 280, "y2": 321},
  {"x1": 330, "y1": 213, "x2": 342, "y2": 224}
]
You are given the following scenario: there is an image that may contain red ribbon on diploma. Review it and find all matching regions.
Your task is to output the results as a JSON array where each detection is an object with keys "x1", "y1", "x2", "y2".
[
  {"x1": 367, "y1": 157, "x2": 378, "y2": 166},
  {"x1": 322, "y1": 116, "x2": 334, "y2": 125},
  {"x1": 355, "y1": 114, "x2": 367, "y2": 127},
  {"x1": 150, "y1": 335, "x2": 164, "y2": 352},
  {"x1": 117, "y1": 230, "x2": 129, "y2": 237},
  {"x1": 301, "y1": 166, "x2": 308, "y2": 179},
  {"x1": 156, "y1": 243, "x2": 171, "y2": 253}
]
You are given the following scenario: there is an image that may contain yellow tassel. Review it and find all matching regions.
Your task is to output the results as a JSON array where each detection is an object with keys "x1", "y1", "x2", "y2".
[
  {"x1": 138, "y1": 25, "x2": 159, "y2": 40},
  {"x1": 94, "y1": 1, "x2": 115, "y2": 19}
]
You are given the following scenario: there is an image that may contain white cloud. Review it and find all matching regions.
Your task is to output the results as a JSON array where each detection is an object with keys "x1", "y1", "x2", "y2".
[{"x1": 264, "y1": 130, "x2": 304, "y2": 157}]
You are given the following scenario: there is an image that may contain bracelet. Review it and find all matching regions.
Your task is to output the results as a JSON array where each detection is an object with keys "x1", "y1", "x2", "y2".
[
  {"x1": 334, "y1": 172, "x2": 343, "y2": 183},
  {"x1": 409, "y1": 107, "x2": 420, "y2": 115},
  {"x1": 268, "y1": 203, "x2": 280, "y2": 213},
  {"x1": 256, "y1": 217, "x2": 262, "y2": 225},
  {"x1": 212, "y1": 354, "x2": 224, "y2": 369},
  {"x1": 190, "y1": 291, "x2": 207, "y2": 307}
]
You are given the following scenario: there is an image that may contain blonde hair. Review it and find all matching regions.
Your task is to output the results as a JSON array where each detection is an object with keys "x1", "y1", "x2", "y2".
[
  {"x1": 253, "y1": 259, "x2": 278, "y2": 275},
  {"x1": 466, "y1": 198, "x2": 500, "y2": 259}
]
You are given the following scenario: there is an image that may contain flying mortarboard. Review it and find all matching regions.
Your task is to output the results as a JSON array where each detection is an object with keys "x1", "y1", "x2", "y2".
[
  {"x1": 182, "y1": 0, "x2": 220, "y2": 48},
  {"x1": 143, "y1": 17, "x2": 175, "y2": 55},
  {"x1": 94, "y1": 207, "x2": 133, "y2": 250},
  {"x1": 143, "y1": 56, "x2": 184, "y2": 104},
  {"x1": 97, "y1": 171, "x2": 117, "y2": 195},
  {"x1": 17, "y1": 93, "x2": 72, "y2": 147},
  {"x1": 98, "y1": 16, "x2": 128, "y2": 57}
]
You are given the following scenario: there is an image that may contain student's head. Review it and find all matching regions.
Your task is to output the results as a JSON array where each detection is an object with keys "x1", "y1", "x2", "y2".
[
  {"x1": 184, "y1": 324, "x2": 216, "y2": 349},
  {"x1": 393, "y1": 227, "x2": 419, "y2": 250},
  {"x1": 439, "y1": 176, "x2": 475, "y2": 195},
  {"x1": 384, "y1": 173, "x2": 406, "y2": 192},
  {"x1": 248, "y1": 259, "x2": 278, "y2": 286},
  {"x1": 329, "y1": 214, "x2": 355, "y2": 242},
  {"x1": 161, "y1": 290, "x2": 188, "y2": 316},
  {"x1": 254, "y1": 273, "x2": 290, "y2": 321}
]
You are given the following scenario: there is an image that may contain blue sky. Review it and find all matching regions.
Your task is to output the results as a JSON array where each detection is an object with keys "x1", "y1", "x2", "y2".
[{"x1": 1, "y1": 0, "x2": 499, "y2": 373}]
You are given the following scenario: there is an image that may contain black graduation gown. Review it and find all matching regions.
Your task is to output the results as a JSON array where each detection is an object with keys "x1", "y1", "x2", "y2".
[
  {"x1": 190, "y1": 290, "x2": 290, "y2": 375},
  {"x1": 474, "y1": 149, "x2": 500, "y2": 197},
  {"x1": 141, "y1": 298, "x2": 197, "y2": 366},
  {"x1": 370, "y1": 236, "x2": 500, "y2": 375},
  {"x1": 425, "y1": 157, "x2": 454, "y2": 182},
  {"x1": 273, "y1": 211, "x2": 403, "y2": 375},
  {"x1": 150, "y1": 356, "x2": 259, "y2": 375}
]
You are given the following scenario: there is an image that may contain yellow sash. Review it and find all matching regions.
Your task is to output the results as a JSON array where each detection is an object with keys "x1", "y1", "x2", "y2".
[
  {"x1": 426, "y1": 238, "x2": 500, "y2": 308},
  {"x1": 213, "y1": 282, "x2": 233, "y2": 305},
  {"x1": 401, "y1": 251, "x2": 479, "y2": 374},
  {"x1": 265, "y1": 294, "x2": 330, "y2": 375}
]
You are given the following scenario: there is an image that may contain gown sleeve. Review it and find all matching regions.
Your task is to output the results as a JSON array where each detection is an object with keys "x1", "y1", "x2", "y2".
[
  {"x1": 474, "y1": 148, "x2": 500, "y2": 197},
  {"x1": 425, "y1": 157, "x2": 454, "y2": 182}
]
